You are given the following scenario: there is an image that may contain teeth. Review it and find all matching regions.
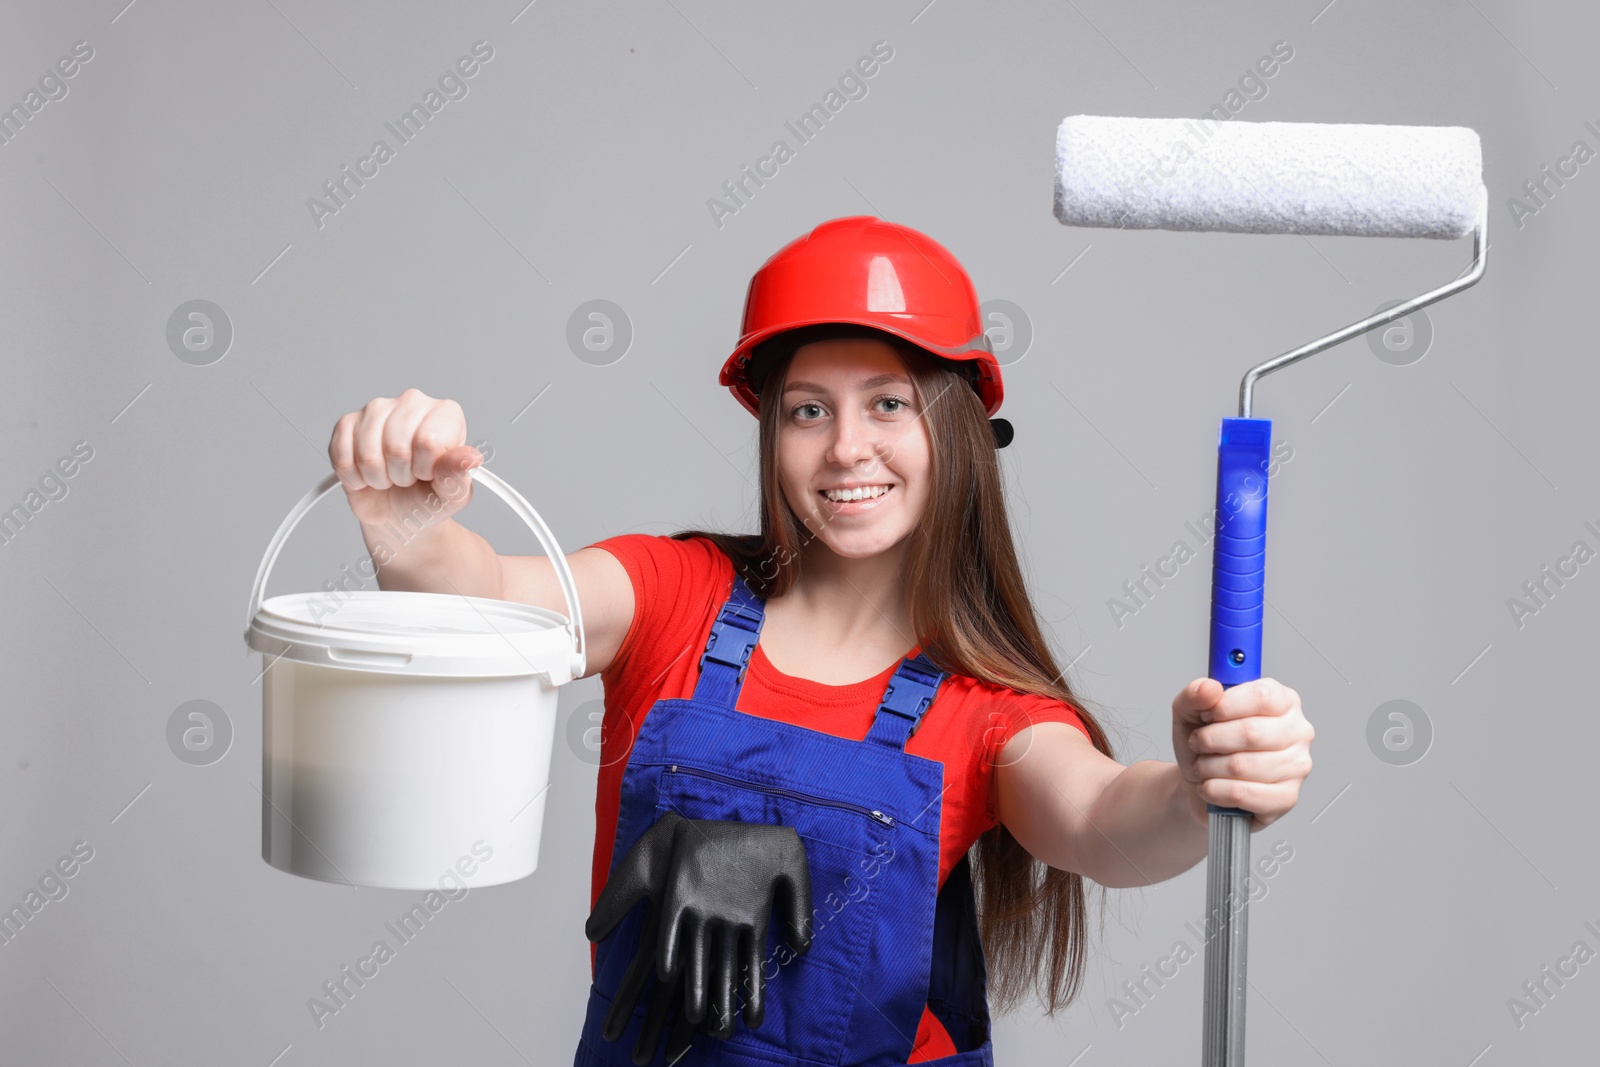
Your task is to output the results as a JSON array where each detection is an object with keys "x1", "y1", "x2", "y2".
[{"x1": 824, "y1": 485, "x2": 889, "y2": 502}]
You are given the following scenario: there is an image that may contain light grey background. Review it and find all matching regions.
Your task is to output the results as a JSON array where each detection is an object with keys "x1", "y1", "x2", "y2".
[{"x1": 2, "y1": 0, "x2": 1593, "y2": 1064}]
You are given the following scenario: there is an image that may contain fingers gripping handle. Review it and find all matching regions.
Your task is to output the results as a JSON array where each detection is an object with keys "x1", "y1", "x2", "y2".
[{"x1": 245, "y1": 467, "x2": 587, "y2": 680}]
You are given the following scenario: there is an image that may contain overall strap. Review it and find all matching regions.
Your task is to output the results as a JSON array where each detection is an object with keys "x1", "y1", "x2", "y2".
[
  {"x1": 864, "y1": 651, "x2": 947, "y2": 751},
  {"x1": 692, "y1": 575, "x2": 766, "y2": 706}
]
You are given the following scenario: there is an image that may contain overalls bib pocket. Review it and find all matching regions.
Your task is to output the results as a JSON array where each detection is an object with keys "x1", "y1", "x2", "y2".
[{"x1": 654, "y1": 761, "x2": 897, "y2": 1064}]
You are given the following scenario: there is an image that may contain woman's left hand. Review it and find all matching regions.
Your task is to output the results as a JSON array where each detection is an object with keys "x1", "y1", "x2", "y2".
[{"x1": 1172, "y1": 677, "x2": 1314, "y2": 832}]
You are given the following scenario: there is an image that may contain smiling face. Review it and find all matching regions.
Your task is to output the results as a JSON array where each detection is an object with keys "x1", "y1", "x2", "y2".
[{"x1": 773, "y1": 337, "x2": 933, "y2": 561}]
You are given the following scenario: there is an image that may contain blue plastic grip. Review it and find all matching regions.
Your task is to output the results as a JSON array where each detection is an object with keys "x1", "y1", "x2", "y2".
[
  {"x1": 1208, "y1": 418, "x2": 1271, "y2": 686},
  {"x1": 1207, "y1": 417, "x2": 1271, "y2": 820}
]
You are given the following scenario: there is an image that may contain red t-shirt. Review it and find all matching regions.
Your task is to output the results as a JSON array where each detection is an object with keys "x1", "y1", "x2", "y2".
[{"x1": 584, "y1": 534, "x2": 1090, "y2": 1062}]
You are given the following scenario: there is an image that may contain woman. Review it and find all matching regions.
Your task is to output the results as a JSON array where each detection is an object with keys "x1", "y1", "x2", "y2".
[{"x1": 328, "y1": 216, "x2": 1315, "y2": 1066}]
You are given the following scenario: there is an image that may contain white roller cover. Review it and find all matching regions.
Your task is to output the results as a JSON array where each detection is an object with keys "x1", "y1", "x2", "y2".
[{"x1": 1054, "y1": 115, "x2": 1484, "y2": 239}]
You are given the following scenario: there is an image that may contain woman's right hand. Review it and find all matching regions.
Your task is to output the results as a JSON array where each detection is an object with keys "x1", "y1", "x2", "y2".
[{"x1": 328, "y1": 388, "x2": 483, "y2": 529}]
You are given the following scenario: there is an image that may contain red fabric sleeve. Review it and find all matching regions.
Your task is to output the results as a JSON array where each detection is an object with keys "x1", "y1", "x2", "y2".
[
  {"x1": 983, "y1": 692, "x2": 1092, "y2": 826},
  {"x1": 584, "y1": 532, "x2": 730, "y2": 703}
]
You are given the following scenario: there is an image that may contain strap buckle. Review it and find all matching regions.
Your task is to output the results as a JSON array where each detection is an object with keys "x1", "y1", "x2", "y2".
[
  {"x1": 699, "y1": 578, "x2": 765, "y2": 677},
  {"x1": 878, "y1": 653, "x2": 946, "y2": 728}
]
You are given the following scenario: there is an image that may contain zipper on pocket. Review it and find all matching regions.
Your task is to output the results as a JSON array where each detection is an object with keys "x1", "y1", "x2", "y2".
[{"x1": 665, "y1": 763, "x2": 895, "y2": 827}]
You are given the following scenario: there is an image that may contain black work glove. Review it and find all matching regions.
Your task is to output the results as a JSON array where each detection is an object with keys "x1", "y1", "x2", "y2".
[
  {"x1": 586, "y1": 810, "x2": 814, "y2": 1063},
  {"x1": 654, "y1": 815, "x2": 814, "y2": 1036}
]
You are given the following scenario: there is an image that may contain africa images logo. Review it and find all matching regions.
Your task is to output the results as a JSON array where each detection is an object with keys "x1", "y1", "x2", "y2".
[
  {"x1": 305, "y1": 841, "x2": 494, "y2": 1030},
  {"x1": 705, "y1": 41, "x2": 895, "y2": 229},
  {"x1": 306, "y1": 41, "x2": 495, "y2": 230}
]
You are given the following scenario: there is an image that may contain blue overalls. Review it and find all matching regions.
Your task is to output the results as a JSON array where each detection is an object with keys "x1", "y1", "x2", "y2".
[{"x1": 574, "y1": 576, "x2": 996, "y2": 1066}]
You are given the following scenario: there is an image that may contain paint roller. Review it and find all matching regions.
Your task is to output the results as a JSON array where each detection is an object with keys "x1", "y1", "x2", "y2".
[{"x1": 1052, "y1": 115, "x2": 1487, "y2": 1067}]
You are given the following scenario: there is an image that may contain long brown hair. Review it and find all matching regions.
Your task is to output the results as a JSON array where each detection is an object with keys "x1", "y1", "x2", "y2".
[{"x1": 678, "y1": 325, "x2": 1117, "y2": 1017}]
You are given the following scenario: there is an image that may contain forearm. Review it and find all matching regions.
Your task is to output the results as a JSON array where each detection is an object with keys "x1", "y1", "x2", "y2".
[
  {"x1": 1075, "y1": 760, "x2": 1208, "y2": 889},
  {"x1": 360, "y1": 517, "x2": 503, "y2": 599}
]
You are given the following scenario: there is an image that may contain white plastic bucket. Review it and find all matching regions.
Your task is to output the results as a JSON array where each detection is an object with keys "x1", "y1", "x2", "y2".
[{"x1": 244, "y1": 467, "x2": 585, "y2": 890}]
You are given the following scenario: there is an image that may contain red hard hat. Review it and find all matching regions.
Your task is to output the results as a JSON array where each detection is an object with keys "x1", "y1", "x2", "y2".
[{"x1": 719, "y1": 216, "x2": 1004, "y2": 417}]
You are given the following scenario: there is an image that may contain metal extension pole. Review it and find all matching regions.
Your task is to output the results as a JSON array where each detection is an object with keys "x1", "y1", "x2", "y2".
[{"x1": 1201, "y1": 806, "x2": 1251, "y2": 1067}]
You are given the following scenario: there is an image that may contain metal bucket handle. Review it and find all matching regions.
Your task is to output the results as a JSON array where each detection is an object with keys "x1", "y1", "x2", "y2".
[{"x1": 246, "y1": 466, "x2": 586, "y2": 681}]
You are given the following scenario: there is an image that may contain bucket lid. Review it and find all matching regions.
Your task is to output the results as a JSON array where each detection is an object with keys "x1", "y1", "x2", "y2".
[
  {"x1": 244, "y1": 467, "x2": 585, "y2": 684},
  {"x1": 248, "y1": 589, "x2": 576, "y2": 680}
]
